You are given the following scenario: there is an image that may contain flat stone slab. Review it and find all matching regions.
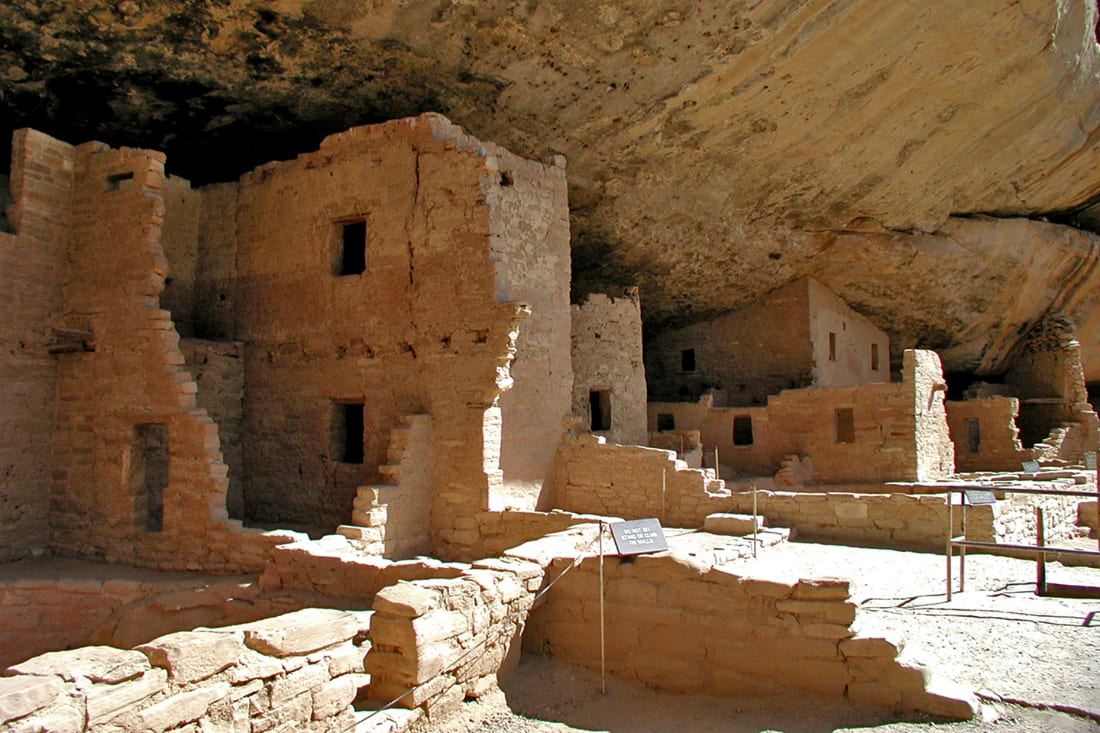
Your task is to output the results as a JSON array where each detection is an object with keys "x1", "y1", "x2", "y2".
[
  {"x1": 703, "y1": 513, "x2": 764, "y2": 535},
  {"x1": 241, "y1": 609, "x2": 359, "y2": 657},
  {"x1": 6, "y1": 646, "x2": 150, "y2": 684},
  {"x1": 0, "y1": 675, "x2": 63, "y2": 724}
]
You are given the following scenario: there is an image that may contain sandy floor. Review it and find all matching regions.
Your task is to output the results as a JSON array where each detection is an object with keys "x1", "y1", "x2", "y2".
[{"x1": 417, "y1": 540, "x2": 1100, "y2": 733}]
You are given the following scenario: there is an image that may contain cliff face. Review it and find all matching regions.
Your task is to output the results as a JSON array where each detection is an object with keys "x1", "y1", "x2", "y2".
[{"x1": 2, "y1": 0, "x2": 1099, "y2": 380}]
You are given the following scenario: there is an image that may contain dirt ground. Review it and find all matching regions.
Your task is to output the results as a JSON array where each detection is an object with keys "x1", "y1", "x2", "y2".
[{"x1": 418, "y1": 541, "x2": 1100, "y2": 733}]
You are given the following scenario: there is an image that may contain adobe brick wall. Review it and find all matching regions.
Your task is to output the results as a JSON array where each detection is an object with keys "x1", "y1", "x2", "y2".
[
  {"x1": 571, "y1": 291, "x2": 648, "y2": 447},
  {"x1": 0, "y1": 130, "x2": 74, "y2": 562}
]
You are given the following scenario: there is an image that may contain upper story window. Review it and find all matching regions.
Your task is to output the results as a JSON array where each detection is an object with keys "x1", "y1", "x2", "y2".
[
  {"x1": 681, "y1": 348, "x2": 696, "y2": 372},
  {"x1": 871, "y1": 343, "x2": 880, "y2": 371},
  {"x1": 335, "y1": 219, "x2": 367, "y2": 276}
]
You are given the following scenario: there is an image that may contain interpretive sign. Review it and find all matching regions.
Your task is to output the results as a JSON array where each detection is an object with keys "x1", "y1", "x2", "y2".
[
  {"x1": 1021, "y1": 460, "x2": 1040, "y2": 474},
  {"x1": 1086, "y1": 452, "x2": 1097, "y2": 471},
  {"x1": 963, "y1": 489, "x2": 997, "y2": 506},
  {"x1": 610, "y1": 518, "x2": 668, "y2": 556}
]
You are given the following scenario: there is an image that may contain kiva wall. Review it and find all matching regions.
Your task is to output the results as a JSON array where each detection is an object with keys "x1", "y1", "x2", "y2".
[{"x1": 571, "y1": 290, "x2": 648, "y2": 447}]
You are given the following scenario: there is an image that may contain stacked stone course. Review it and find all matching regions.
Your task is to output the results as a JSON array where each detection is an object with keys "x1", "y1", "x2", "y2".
[{"x1": 0, "y1": 608, "x2": 370, "y2": 732}]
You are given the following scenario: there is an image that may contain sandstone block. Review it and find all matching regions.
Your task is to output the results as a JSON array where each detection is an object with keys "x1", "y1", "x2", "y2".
[
  {"x1": 311, "y1": 676, "x2": 356, "y2": 720},
  {"x1": 775, "y1": 599, "x2": 856, "y2": 626},
  {"x1": 0, "y1": 675, "x2": 63, "y2": 725},
  {"x1": 229, "y1": 650, "x2": 284, "y2": 683},
  {"x1": 904, "y1": 676, "x2": 979, "y2": 720},
  {"x1": 85, "y1": 668, "x2": 169, "y2": 726},
  {"x1": 137, "y1": 682, "x2": 230, "y2": 733},
  {"x1": 703, "y1": 513, "x2": 763, "y2": 535},
  {"x1": 269, "y1": 662, "x2": 330, "y2": 705},
  {"x1": 840, "y1": 635, "x2": 903, "y2": 658},
  {"x1": 139, "y1": 630, "x2": 243, "y2": 684},
  {"x1": 372, "y1": 583, "x2": 443, "y2": 618},
  {"x1": 244, "y1": 609, "x2": 358, "y2": 657},
  {"x1": 792, "y1": 577, "x2": 850, "y2": 600},
  {"x1": 6, "y1": 646, "x2": 149, "y2": 683}
]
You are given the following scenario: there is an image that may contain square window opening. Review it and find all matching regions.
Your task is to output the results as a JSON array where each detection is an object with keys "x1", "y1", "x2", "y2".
[
  {"x1": 967, "y1": 418, "x2": 981, "y2": 453},
  {"x1": 828, "y1": 332, "x2": 837, "y2": 362},
  {"x1": 589, "y1": 390, "x2": 611, "y2": 432},
  {"x1": 680, "y1": 348, "x2": 696, "y2": 372},
  {"x1": 335, "y1": 219, "x2": 367, "y2": 276},
  {"x1": 733, "y1": 416, "x2": 754, "y2": 446},
  {"x1": 835, "y1": 408, "x2": 855, "y2": 444},
  {"x1": 105, "y1": 171, "x2": 134, "y2": 192},
  {"x1": 333, "y1": 401, "x2": 365, "y2": 464},
  {"x1": 656, "y1": 413, "x2": 675, "y2": 431},
  {"x1": 130, "y1": 423, "x2": 168, "y2": 532}
]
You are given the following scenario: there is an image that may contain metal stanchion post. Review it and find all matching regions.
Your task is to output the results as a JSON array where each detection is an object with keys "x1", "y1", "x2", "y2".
[{"x1": 599, "y1": 522, "x2": 606, "y2": 695}]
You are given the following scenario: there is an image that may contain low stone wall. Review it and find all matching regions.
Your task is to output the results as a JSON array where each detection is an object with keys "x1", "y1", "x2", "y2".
[
  {"x1": 726, "y1": 479, "x2": 1090, "y2": 552},
  {"x1": 0, "y1": 608, "x2": 370, "y2": 732},
  {"x1": 518, "y1": 530, "x2": 975, "y2": 720},
  {"x1": 364, "y1": 556, "x2": 545, "y2": 720},
  {"x1": 554, "y1": 434, "x2": 731, "y2": 526}
]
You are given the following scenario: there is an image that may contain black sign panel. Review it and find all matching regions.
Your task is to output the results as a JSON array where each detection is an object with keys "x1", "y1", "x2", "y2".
[
  {"x1": 964, "y1": 489, "x2": 997, "y2": 506},
  {"x1": 610, "y1": 518, "x2": 668, "y2": 556},
  {"x1": 1021, "y1": 460, "x2": 1041, "y2": 474}
]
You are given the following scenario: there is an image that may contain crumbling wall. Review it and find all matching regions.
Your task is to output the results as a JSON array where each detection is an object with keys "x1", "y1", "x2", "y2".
[
  {"x1": 1006, "y1": 317, "x2": 1099, "y2": 457},
  {"x1": 0, "y1": 609, "x2": 370, "y2": 732},
  {"x1": 179, "y1": 339, "x2": 245, "y2": 519},
  {"x1": 0, "y1": 130, "x2": 73, "y2": 561},
  {"x1": 946, "y1": 397, "x2": 1032, "y2": 472},
  {"x1": 553, "y1": 434, "x2": 732, "y2": 526},
  {"x1": 38, "y1": 138, "x2": 289, "y2": 571},
  {"x1": 570, "y1": 290, "x2": 648, "y2": 446}
]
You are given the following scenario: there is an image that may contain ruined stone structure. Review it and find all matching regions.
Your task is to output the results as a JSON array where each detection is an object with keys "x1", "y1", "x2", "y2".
[
  {"x1": 645, "y1": 277, "x2": 890, "y2": 407},
  {"x1": 650, "y1": 349, "x2": 954, "y2": 483},
  {"x1": 1, "y1": 112, "x2": 1091, "y2": 732}
]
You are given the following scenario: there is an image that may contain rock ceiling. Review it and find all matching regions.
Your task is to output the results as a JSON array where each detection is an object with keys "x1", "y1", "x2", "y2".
[{"x1": 2, "y1": 0, "x2": 1100, "y2": 380}]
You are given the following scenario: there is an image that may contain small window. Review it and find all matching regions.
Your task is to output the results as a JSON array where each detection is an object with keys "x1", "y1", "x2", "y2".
[
  {"x1": 105, "y1": 171, "x2": 134, "y2": 192},
  {"x1": 828, "y1": 332, "x2": 837, "y2": 362},
  {"x1": 871, "y1": 343, "x2": 880, "y2": 371},
  {"x1": 130, "y1": 423, "x2": 168, "y2": 532},
  {"x1": 657, "y1": 413, "x2": 675, "y2": 431},
  {"x1": 336, "y1": 219, "x2": 367, "y2": 276},
  {"x1": 589, "y1": 390, "x2": 611, "y2": 432},
  {"x1": 835, "y1": 408, "x2": 855, "y2": 444},
  {"x1": 967, "y1": 418, "x2": 981, "y2": 453},
  {"x1": 333, "y1": 401, "x2": 365, "y2": 463},
  {"x1": 733, "y1": 416, "x2": 754, "y2": 446},
  {"x1": 681, "y1": 348, "x2": 696, "y2": 372}
]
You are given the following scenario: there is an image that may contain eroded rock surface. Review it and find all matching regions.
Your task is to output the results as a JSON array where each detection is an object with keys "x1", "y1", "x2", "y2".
[{"x1": 2, "y1": 0, "x2": 1099, "y2": 376}]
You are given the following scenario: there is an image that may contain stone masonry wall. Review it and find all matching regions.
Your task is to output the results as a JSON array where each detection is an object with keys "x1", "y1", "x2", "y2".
[
  {"x1": 554, "y1": 433, "x2": 733, "y2": 527},
  {"x1": 39, "y1": 135, "x2": 293, "y2": 572},
  {"x1": 0, "y1": 608, "x2": 370, "y2": 733},
  {"x1": 571, "y1": 290, "x2": 648, "y2": 446},
  {"x1": 223, "y1": 115, "x2": 540, "y2": 557},
  {"x1": 698, "y1": 350, "x2": 953, "y2": 482},
  {"x1": 490, "y1": 148, "x2": 572, "y2": 495},
  {"x1": 0, "y1": 130, "x2": 73, "y2": 562},
  {"x1": 180, "y1": 339, "x2": 245, "y2": 520},
  {"x1": 946, "y1": 397, "x2": 1032, "y2": 472},
  {"x1": 807, "y1": 277, "x2": 891, "y2": 388},
  {"x1": 518, "y1": 530, "x2": 975, "y2": 720},
  {"x1": 644, "y1": 276, "x2": 813, "y2": 405}
]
